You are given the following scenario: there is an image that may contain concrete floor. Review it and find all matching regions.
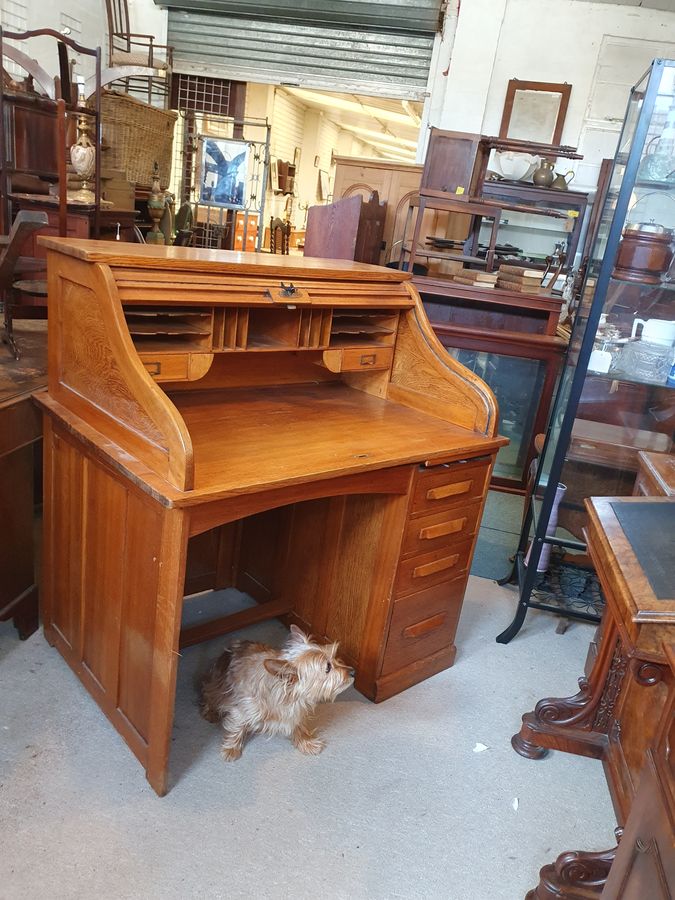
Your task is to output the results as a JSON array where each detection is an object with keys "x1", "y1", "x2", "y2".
[{"x1": 0, "y1": 576, "x2": 616, "y2": 900}]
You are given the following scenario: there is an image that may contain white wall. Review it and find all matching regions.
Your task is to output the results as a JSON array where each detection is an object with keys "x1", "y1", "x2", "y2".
[
  {"x1": 1, "y1": 0, "x2": 109, "y2": 81},
  {"x1": 127, "y1": 0, "x2": 167, "y2": 46},
  {"x1": 434, "y1": 0, "x2": 675, "y2": 188}
]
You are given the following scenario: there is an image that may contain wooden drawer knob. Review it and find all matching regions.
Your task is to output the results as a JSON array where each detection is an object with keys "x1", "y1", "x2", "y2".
[
  {"x1": 403, "y1": 613, "x2": 446, "y2": 640},
  {"x1": 412, "y1": 553, "x2": 459, "y2": 579},
  {"x1": 418, "y1": 517, "x2": 467, "y2": 540},
  {"x1": 426, "y1": 479, "x2": 473, "y2": 501}
]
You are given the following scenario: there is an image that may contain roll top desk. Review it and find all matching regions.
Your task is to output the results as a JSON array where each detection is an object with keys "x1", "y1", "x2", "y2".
[{"x1": 36, "y1": 240, "x2": 506, "y2": 794}]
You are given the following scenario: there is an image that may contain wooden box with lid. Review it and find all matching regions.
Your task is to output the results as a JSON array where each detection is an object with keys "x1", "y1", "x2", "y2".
[{"x1": 36, "y1": 239, "x2": 506, "y2": 794}]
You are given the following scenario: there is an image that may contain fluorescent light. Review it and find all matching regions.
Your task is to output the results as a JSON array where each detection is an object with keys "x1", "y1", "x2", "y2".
[
  {"x1": 339, "y1": 123, "x2": 417, "y2": 149},
  {"x1": 288, "y1": 88, "x2": 414, "y2": 127}
]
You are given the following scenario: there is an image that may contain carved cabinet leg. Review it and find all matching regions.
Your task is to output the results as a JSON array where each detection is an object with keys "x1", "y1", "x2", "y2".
[
  {"x1": 525, "y1": 847, "x2": 616, "y2": 899},
  {"x1": 513, "y1": 616, "x2": 627, "y2": 761}
]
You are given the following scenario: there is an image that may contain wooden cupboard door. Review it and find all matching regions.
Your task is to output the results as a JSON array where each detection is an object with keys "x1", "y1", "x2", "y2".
[
  {"x1": 332, "y1": 159, "x2": 425, "y2": 263},
  {"x1": 334, "y1": 162, "x2": 392, "y2": 203}
]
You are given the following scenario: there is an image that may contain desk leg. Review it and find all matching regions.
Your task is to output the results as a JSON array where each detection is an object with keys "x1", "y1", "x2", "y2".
[
  {"x1": 485, "y1": 216, "x2": 499, "y2": 272},
  {"x1": 408, "y1": 199, "x2": 426, "y2": 272},
  {"x1": 399, "y1": 203, "x2": 415, "y2": 270},
  {"x1": 526, "y1": 846, "x2": 616, "y2": 899},
  {"x1": 146, "y1": 508, "x2": 190, "y2": 796},
  {"x1": 512, "y1": 613, "x2": 621, "y2": 761}
]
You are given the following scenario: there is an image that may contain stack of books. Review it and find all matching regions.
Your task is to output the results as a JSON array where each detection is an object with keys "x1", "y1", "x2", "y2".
[
  {"x1": 451, "y1": 270, "x2": 498, "y2": 289},
  {"x1": 496, "y1": 265, "x2": 543, "y2": 293}
]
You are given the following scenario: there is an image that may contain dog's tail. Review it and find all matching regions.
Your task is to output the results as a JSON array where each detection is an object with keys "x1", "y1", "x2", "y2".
[{"x1": 199, "y1": 648, "x2": 234, "y2": 723}]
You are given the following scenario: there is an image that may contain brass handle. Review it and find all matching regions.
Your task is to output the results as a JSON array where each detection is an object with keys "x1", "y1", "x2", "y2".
[
  {"x1": 412, "y1": 554, "x2": 459, "y2": 579},
  {"x1": 419, "y1": 517, "x2": 466, "y2": 540},
  {"x1": 403, "y1": 613, "x2": 446, "y2": 639},
  {"x1": 426, "y1": 479, "x2": 473, "y2": 501},
  {"x1": 144, "y1": 361, "x2": 161, "y2": 375},
  {"x1": 359, "y1": 353, "x2": 377, "y2": 367}
]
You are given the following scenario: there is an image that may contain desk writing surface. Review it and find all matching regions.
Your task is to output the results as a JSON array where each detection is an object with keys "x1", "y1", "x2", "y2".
[
  {"x1": 610, "y1": 501, "x2": 675, "y2": 601},
  {"x1": 171, "y1": 383, "x2": 500, "y2": 496},
  {"x1": 585, "y1": 497, "x2": 675, "y2": 627}
]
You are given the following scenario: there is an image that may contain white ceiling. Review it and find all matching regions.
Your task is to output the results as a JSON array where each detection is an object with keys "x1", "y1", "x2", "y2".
[{"x1": 284, "y1": 87, "x2": 422, "y2": 162}]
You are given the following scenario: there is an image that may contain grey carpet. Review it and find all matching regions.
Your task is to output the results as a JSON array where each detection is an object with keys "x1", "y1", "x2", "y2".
[{"x1": 0, "y1": 577, "x2": 615, "y2": 900}]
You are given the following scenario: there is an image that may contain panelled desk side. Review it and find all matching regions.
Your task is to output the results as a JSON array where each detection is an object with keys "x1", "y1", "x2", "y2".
[{"x1": 36, "y1": 239, "x2": 507, "y2": 795}]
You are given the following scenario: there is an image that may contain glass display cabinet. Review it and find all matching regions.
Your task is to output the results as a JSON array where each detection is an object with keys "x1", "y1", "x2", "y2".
[{"x1": 498, "y1": 58, "x2": 675, "y2": 643}]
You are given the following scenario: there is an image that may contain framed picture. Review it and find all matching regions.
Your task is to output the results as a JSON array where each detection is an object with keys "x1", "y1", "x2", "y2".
[
  {"x1": 198, "y1": 136, "x2": 250, "y2": 209},
  {"x1": 269, "y1": 157, "x2": 280, "y2": 194},
  {"x1": 318, "y1": 169, "x2": 330, "y2": 201}
]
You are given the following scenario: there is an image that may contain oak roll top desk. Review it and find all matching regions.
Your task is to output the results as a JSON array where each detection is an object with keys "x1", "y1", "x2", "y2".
[{"x1": 36, "y1": 239, "x2": 506, "y2": 794}]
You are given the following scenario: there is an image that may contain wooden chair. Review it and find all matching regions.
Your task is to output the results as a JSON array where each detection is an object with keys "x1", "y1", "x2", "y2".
[
  {"x1": 0, "y1": 30, "x2": 103, "y2": 355},
  {"x1": 304, "y1": 191, "x2": 386, "y2": 265},
  {"x1": 173, "y1": 202, "x2": 193, "y2": 246},
  {"x1": 0, "y1": 209, "x2": 49, "y2": 357},
  {"x1": 269, "y1": 217, "x2": 291, "y2": 255},
  {"x1": 104, "y1": 0, "x2": 173, "y2": 106}
]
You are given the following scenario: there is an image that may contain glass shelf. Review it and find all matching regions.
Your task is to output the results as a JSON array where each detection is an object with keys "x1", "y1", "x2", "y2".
[{"x1": 497, "y1": 59, "x2": 675, "y2": 643}]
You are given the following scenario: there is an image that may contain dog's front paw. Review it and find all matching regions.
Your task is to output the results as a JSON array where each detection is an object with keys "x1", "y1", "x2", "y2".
[
  {"x1": 221, "y1": 744, "x2": 243, "y2": 762},
  {"x1": 295, "y1": 735, "x2": 326, "y2": 755}
]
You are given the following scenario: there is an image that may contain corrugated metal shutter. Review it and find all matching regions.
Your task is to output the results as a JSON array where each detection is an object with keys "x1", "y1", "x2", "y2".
[{"x1": 165, "y1": 0, "x2": 441, "y2": 100}]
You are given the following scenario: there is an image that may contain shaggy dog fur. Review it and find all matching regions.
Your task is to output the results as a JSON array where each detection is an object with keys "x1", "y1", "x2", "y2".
[{"x1": 200, "y1": 625, "x2": 354, "y2": 760}]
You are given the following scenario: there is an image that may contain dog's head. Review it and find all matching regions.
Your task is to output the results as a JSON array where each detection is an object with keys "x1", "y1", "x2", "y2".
[{"x1": 264, "y1": 625, "x2": 354, "y2": 704}]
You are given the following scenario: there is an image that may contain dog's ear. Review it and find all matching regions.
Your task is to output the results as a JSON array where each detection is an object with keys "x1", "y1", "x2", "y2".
[
  {"x1": 263, "y1": 658, "x2": 298, "y2": 684},
  {"x1": 288, "y1": 624, "x2": 310, "y2": 645}
]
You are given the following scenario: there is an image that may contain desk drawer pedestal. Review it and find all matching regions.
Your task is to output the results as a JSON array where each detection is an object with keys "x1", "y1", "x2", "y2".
[{"x1": 373, "y1": 458, "x2": 490, "y2": 701}]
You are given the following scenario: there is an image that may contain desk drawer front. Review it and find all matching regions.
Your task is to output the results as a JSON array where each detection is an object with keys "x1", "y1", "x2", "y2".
[
  {"x1": 402, "y1": 502, "x2": 481, "y2": 557},
  {"x1": 381, "y1": 579, "x2": 465, "y2": 676},
  {"x1": 395, "y1": 539, "x2": 473, "y2": 597},
  {"x1": 411, "y1": 458, "x2": 491, "y2": 515}
]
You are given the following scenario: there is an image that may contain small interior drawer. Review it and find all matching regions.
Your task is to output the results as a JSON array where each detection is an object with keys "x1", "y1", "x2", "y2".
[
  {"x1": 395, "y1": 538, "x2": 474, "y2": 597},
  {"x1": 321, "y1": 346, "x2": 393, "y2": 373},
  {"x1": 402, "y1": 501, "x2": 481, "y2": 558},
  {"x1": 381, "y1": 578, "x2": 466, "y2": 676},
  {"x1": 139, "y1": 352, "x2": 213, "y2": 382},
  {"x1": 410, "y1": 458, "x2": 491, "y2": 515}
]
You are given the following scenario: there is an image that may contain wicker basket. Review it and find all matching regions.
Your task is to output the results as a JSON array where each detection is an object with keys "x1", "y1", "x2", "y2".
[{"x1": 101, "y1": 91, "x2": 177, "y2": 188}]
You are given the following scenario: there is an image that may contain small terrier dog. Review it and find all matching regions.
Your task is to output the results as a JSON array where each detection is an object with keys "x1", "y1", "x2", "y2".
[{"x1": 200, "y1": 625, "x2": 354, "y2": 760}]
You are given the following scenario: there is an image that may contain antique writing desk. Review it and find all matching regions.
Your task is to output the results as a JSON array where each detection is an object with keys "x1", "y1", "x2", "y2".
[
  {"x1": 516, "y1": 497, "x2": 675, "y2": 898},
  {"x1": 36, "y1": 240, "x2": 506, "y2": 794}
]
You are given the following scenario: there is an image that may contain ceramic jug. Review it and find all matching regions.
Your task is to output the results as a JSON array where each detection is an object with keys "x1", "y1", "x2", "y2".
[
  {"x1": 532, "y1": 159, "x2": 555, "y2": 188},
  {"x1": 631, "y1": 317, "x2": 675, "y2": 346},
  {"x1": 551, "y1": 170, "x2": 574, "y2": 190}
]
